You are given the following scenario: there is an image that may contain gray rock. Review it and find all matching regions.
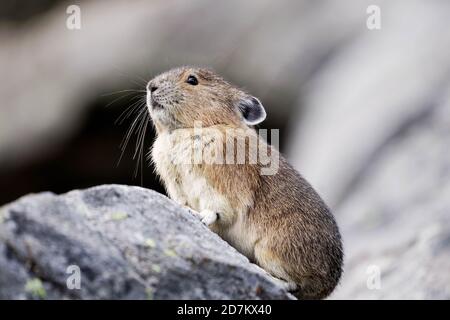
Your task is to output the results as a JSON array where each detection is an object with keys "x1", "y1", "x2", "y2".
[
  {"x1": 285, "y1": 0, "x2": 450, "y2": 299},
  {"x1": 0, "y1": 185, "x2": 293, "y2": 300},
  {"x1": 288, "y1": 0, "x2": 450, "y2": 207},
  {"x1": 331, "y1": 87, "x2": 450, "y2": 299}
]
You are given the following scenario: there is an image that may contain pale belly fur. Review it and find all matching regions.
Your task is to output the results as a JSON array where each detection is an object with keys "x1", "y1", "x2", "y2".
[{"x1": 151, "y1": 130, "x2": 258, "y2": 260}]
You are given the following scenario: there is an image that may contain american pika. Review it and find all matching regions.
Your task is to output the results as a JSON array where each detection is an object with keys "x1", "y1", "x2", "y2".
[{"x1": 146, "y1": 66, "x2": 343, "y2": 299}]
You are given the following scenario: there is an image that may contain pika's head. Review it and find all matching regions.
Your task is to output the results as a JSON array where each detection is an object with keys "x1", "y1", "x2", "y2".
[{"x1": 146, "y1": 66, "x2": 266, "y2": 132}]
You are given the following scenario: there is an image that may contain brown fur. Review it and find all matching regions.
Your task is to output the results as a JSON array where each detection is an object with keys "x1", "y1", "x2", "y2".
[{"x1": 147, "y1": 66, "x2": 343, "y2": 299}]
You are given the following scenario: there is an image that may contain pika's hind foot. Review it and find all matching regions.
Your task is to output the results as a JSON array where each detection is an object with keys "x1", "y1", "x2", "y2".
[{"x1": 270, "y1": 277, "x2": 297, "y2": 292}]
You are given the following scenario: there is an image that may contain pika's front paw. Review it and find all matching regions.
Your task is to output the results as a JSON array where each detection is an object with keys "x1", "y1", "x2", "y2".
[{"x1": 199, "y1": 210, "x2": 219, "y2": 226}]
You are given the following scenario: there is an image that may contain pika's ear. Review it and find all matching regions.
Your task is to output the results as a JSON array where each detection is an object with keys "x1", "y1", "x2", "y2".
[{"x1": 237, "y1": 96, "x2": 267, "y2": 125}]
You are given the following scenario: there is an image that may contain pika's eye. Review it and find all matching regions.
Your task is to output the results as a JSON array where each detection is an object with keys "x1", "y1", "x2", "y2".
[{"x1": 186, "y1": 75, "x2": 198, "y2": 86}]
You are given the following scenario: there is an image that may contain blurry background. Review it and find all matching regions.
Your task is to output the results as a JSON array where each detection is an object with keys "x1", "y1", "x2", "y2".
[{"x1": 1, "y1": 0, "x2": 449, "y2": 299}]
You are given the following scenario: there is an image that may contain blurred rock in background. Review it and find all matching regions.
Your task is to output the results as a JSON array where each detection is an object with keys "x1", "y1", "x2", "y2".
[{"x1": 0, "y1": 0, "x2": 449, "y2": 299}]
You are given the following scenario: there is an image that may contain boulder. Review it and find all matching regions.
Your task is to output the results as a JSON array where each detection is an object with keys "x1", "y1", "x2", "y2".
[
  {"x1": 286, "y1": 0, "x2": 450, "y2": 299},
  {"x1": 0, "y1": 184, "x2": 292, "y2": 299},
  {"x1": 331, "y1": 87, "x2": 450, "y2": 299}
]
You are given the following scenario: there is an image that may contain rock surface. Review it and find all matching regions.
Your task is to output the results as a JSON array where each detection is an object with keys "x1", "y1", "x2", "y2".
[
  {"x1": 0, "y1": 185, "x2": 292, "y2": 300},
  {"x1": 286, "y1": 0, "x2": 450, "y2": 296},
  {"x1": 329, "y1": 87, "x2": 450, "y2": 299},
  {"x1": 283, "y1": 0, "x2": 450, "y2": 300}
]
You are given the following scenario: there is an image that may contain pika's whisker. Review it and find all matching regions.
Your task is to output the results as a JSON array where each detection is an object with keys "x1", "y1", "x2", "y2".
[
  {"x1": 115, "y1": 97, "x2": 146, "y2": 125},
  {"x1": 133, "y1": 111, "x2": 149, "y2": 159},
  {"x1": 111, "y1": 66, "x2": 149, "y2": 87},
  {"x1": 133, "y1": 112, "x2": 150, "y2": 182},
  {"x1": 117, "y1": 107, "x2": 147, "y2": 166},
  {"x1": 104, "y1": 91, "x2": 143, "y2": 109},
  {"x1": 101, "y1": 89, "x2": 146, "y2": 97},
  {"x1": 119, "y1": 108, "x2": 147, "y2": 151}
]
